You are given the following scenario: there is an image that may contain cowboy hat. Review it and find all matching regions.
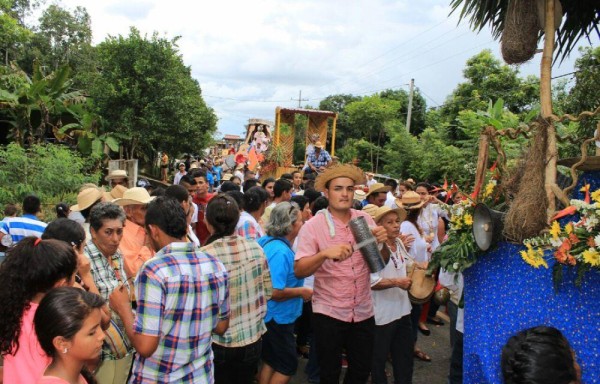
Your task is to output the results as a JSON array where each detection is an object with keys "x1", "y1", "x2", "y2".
[
  {"x1": 314, "y1": 163, "x2": 366, "y2": 192},
  {"x1": 113, "y1": 187, "x2": 156, "y2": 206},
  {"x1": 395, "y1": 191, "x2": 424, "y2": 210},
  {"x1": 372, "y1": 205, "x2": 407, "y2": 224},
  {"x1": 365, "y1": 183, "x2": 391, "y2": 197},
  {"x1": 103, "y1": 185, "x2": 128, "y2": 202},
  {"x1": 314, "y1": 141, "x2": 324, "y2": 149},
  {"x1": 362, "y1": 204, "x2": 379, "y2": 218},
  {"x1": 104, "y1": 169, "x2": 128, "y2": 181},
  {"x1": 71, "y1": 187, "x2": 103, "y2": 211},
  {"x1": 354, "y1": 189, "x2": 367, "y2": 201}
]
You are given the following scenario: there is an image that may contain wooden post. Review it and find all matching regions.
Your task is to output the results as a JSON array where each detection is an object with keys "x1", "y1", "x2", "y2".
[
  {"x1": 331, "y1": 115, "x2": 338, "y2": 157},
  {"x1": 473, "y1": 131, "x2": 490, "y2": 203},
  {"x1": 541, "y1": 0, "x2": 556, "y2": 221}
]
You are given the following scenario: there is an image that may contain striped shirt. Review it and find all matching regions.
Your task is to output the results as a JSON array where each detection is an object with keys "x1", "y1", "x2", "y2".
[
  {"x1": 84, "y1": 241, "x2": 133, "y2": 360},
  {"x1": 235, "y1": 211, "x2": 265, "y2": 241},
  {"x1": 131, "y1": 242, "x2": 229, "y2": 383},
  {"x1": 201, "y1": 235, "x2": 272, "y2": 347},
  {"x1": 0, "y1": 214, "x2": 47, "y2": 245}
]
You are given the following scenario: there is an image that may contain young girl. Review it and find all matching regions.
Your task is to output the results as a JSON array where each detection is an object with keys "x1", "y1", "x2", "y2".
[
  {"x1": 0, "y1": 237, "x2": 79, "y2": 383},
  {"x1": 35, "y1": 287, "x2": 105, "y2": 384}
]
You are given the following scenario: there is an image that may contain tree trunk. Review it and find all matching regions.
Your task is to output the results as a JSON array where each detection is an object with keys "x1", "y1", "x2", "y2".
[{"x1": 541, "y1": 0, "x2": 556, "y2": 222}]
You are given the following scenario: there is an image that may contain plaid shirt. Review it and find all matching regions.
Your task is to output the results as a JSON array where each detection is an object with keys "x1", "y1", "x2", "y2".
[
  {"x1": 201, "y1": 235, "x2": 272, "y2": 347},
  {"x1": 84, "y1": 241, "x2": 133, "y2": 360},
  {"x1": 235, "y1": 211, "x2": 265, "y2": 241},
  {"x1": 307, "y1": 148, "x2": 332, "y2": 168},
  {"x1": 131, "y1": 242, "x2": 229, "y2": 383}
]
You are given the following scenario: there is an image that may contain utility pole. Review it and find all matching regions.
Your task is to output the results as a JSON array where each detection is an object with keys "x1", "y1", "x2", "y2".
[
  {"x1": 406, "y1": 78, "x2": 414, "y2": 133},
  {"x1": 293, "y1": 90, "x2": 308, "y2": 108}
]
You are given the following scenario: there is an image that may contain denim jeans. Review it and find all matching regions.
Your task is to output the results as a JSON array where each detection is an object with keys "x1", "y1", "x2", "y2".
[
  {"x1": 212, "y1": 339, "x2": 262, "y2": 384},
  {"x1": 312, "y1": 313, "x2": 375, "y2": 384},
  {"x1": 371, "y1": 315, "x2": 414, "y2": 384}
]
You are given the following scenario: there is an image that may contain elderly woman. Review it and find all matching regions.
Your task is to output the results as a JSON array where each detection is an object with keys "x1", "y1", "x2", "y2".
[
  {"x1": 84, "y1": 202, "x2": 133, "y2": 384},
  {"x1": 201, "y1": 194, "x2": 272, "y2": 384},
  {"x1": 257, "y1": 202, "x2": 312, "y2": 384},
  {"x1": 366, "y1": 205, "x2": 414, "y2": 384}
]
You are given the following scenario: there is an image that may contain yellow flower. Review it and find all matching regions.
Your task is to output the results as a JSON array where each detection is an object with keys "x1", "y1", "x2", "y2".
[
  {"x1": 520, "y1": 247, "x2": 548, "y2": 269},
  {"x1": 592, "y1": 189, "x2": 600, "y2": 203},
  {"x1": 463, "y1": 214, "x2": 473, "y2": 226},
  {"x1": 582, "y1": 248, "x2": 600, "y2": 267},
  {"x1": 550, "y1": 221, "x2": 561, "y2": 240},
  {"x1": 482, "y1": 181, "x2": 495, "y2": 198},
  {"x1": 564, "y1": 222, "x2": 574, "y2": 235}
]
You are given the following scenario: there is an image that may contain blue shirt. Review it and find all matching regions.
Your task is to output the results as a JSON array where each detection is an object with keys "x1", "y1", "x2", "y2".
[
  {"x1": 213, "y1": 166, "x2": 222, "y2": 182},
  {"x1": 0, "y1": 214, "x2": 47, "y2": 245},
  {"x1": 257, "y1": 236, "x2": 304, "y2": 324},
  {"x1": 307, "y1": 149, "x2": 332, "y2": 169}
]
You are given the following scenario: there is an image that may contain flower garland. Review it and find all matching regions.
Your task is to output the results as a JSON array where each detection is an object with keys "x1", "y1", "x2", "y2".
[{"x1": 521, "y1": 188, "x2": 600, "y2": 287}]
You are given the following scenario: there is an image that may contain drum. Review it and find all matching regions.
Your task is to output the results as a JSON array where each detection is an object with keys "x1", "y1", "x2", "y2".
[{"x1": 407, "y1": 264, "x2": 436, "y2": 304}]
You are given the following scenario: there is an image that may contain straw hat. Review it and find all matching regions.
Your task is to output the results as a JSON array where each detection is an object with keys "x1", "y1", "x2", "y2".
[
  {"x1": 104, "y1": 169, "x2": 128, "y2": 181},
  {"x1": 103, "y1": 185, "x2": 128, "y2": 202},
  {"x1": 71, "y1": 187, "x2": 103, "y2": 211},
  {"x1": 222, "y1": 173, "x2": 232, "y2": 181},
  {"x1": 395, "y1": 191, "x2": 424, "y2": 210},
  {"x1": 314, "y1": 163, "x2": 366, "y2": 192},
  {"x1": 113, "y1": 187, "x2": 156, "y2": 206},
  {"x1": 365, "y1": 182, "x2": 391, "y2": 197},
  {"x1": 354, "y1": 189, "x2": 367, "y2": 201},
  {"x1": 362, "y1": 204, "x2": 379, "y2": 218},
  {"x1": 372, "y1": 205, "x2": 407, "y2": 224},
  {"x1": 314, "y1": 141, "x2": 324, "y2": 149}
]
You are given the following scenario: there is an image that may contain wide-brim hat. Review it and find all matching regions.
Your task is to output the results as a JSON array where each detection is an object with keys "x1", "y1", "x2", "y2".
[
  {"x1": 105, "y1": 169, "x2": 128, "y2": 181},
  {"x1": 354, "y1": 189, "x2": 367, "y2": 201},
  {"x1": 315, "y1": 163, "x2": 366, "y2": 192},
  {"x1": 103, "y1": 185, "x2": 128, "y2": 202},
  {"x1": 373, "y1": 205, "x2": 407, "y2": 224},
  {"x1": 314, "y1": 141, "x2": 324, "y2": 149},
  {"x1": 113, "y1": 187, "x2": 155, "y2": 206},
  {"x1": 366, "y1": 182, "x2": 391, "y2": 197},
  {"x1": 71, "y1": 187, "x2": 103, "y2": 211},
  {"x1": 362, "y1": 204, "x2": 379, "y2": 218},
  {"x1": 395, "y1": 191, "x2": 424, "y2": 210}
]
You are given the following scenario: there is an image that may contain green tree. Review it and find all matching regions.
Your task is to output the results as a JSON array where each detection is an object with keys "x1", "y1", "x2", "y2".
[
  {"x1": 440, "y1": 50, "x2": 539, "y2": 127},
  {"x1": 0, "y1": 0, "x2": 34, "y2": 64},
  {"x1": 566, "y1": 46, "x2": 600, "y2": 138},
  {"x1": 90, "y1": 28, "x2": 217, "y2": 160},
  {"x1": 0, "y1": 61, "x2": 85, "y2": 146},
  {"x1": 345, "y1": 95, "x2": 401, "y2": 172},
  {"x1": 318, "y1": 94, "x2": 362, "y2": 149},
  {"x1": 379, "y1": 88, "x2": 427, "y2": 135}
]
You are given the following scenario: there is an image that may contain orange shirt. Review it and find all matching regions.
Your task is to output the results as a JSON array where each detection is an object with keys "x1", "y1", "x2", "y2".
[{"x1": 120, "y1": 219, "x2": 155, "y2": 279}]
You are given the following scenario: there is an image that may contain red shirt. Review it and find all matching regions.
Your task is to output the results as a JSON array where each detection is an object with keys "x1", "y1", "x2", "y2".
[
  {"x1": 295, "y1": 209, "x2": 375, "y2": 322},
  {"x1": 193, "y1": 193, "x2": 214, "y2": 245}
]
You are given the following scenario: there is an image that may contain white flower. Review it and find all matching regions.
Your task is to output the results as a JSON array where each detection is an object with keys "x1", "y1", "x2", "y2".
[
  {"x1": 453, "y1": 262, "x2": 459, "y2": 270},
  {"x1": 594, "y1": 235, "x2": 600, "y2": 248},
  {"x1": 550, "y1": 238, "x2": 563, "y2": 247},
  {"x1": 585, "y1": 216, "x2": 598, "y2": 231}
]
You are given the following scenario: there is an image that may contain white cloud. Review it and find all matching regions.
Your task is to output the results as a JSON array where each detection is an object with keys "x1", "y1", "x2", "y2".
[{"x1": 55, "y1": 0, "x2": 598, "y2": 136}]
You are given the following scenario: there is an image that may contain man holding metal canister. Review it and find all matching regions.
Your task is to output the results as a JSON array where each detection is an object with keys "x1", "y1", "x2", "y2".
[{"x1": 294, "y1": 163, "x2": 387, "y2": 384}]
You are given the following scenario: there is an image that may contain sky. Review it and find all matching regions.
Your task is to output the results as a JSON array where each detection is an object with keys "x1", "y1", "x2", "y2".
[{"x1": 56, "y1": 0, "x2": 599, "y2": 138}]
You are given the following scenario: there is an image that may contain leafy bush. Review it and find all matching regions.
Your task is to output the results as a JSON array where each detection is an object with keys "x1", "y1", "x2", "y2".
[{"x1": 0, "y1": 143, "x2": 99, "y2": 219}]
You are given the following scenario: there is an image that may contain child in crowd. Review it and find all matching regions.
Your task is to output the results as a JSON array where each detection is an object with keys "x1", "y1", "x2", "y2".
[
  {"x1": 0, "y1": 238, "x2": 78, "y2": 383},
  {"x1": 35, "y1": 287, "x2": 105, "y2": 384}
]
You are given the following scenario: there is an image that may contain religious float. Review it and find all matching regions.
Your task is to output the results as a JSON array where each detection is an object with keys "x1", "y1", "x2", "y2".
[{"x1": 433, "y1": 1, "x2": 600, "y2": 383}]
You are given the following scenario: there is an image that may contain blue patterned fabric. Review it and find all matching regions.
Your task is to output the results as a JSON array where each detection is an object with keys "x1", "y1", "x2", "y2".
[{"x1": 463, "y1": 241, "x2": 600, "y2": 384}]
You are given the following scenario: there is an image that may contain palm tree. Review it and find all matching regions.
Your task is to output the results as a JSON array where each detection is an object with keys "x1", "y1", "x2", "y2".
[{"x1": 450, "y1": 0, "x2": 599, "y2": 228}]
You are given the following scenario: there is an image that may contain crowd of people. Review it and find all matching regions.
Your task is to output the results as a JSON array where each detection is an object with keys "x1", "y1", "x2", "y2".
[{"x1": 0, "y1": 162, "x2": 582, "y2": 384}]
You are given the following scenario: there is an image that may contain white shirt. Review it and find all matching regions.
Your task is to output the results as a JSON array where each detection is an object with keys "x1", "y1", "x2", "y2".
[
  {"x1": 370, "y1": 239, "x2": 412, "y2": 325},
  {"x1": 187, "y1": 225, "x2": 200, "y2": 248},
  {"x1": 418, "y1": 204, "x2": 441, "y2": 252},
  {"x1": 384, "y1": 191, "x2": 396, "y2": 208},
  {"x1": 439, "y1": 270, "x2": 464, "y2": 333},
  {"x1": 400, "y1": 221, "x2": 428, "y2": 263},
  {"x1": 174, "y1": 171, "x2": 186, "y2": 185},
  {"x1": 366, "y1": 178, "x2": 377, "y2": 188},
  {"x1": 191, "y1": 202, "x2": 198, "y2": 224}
]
